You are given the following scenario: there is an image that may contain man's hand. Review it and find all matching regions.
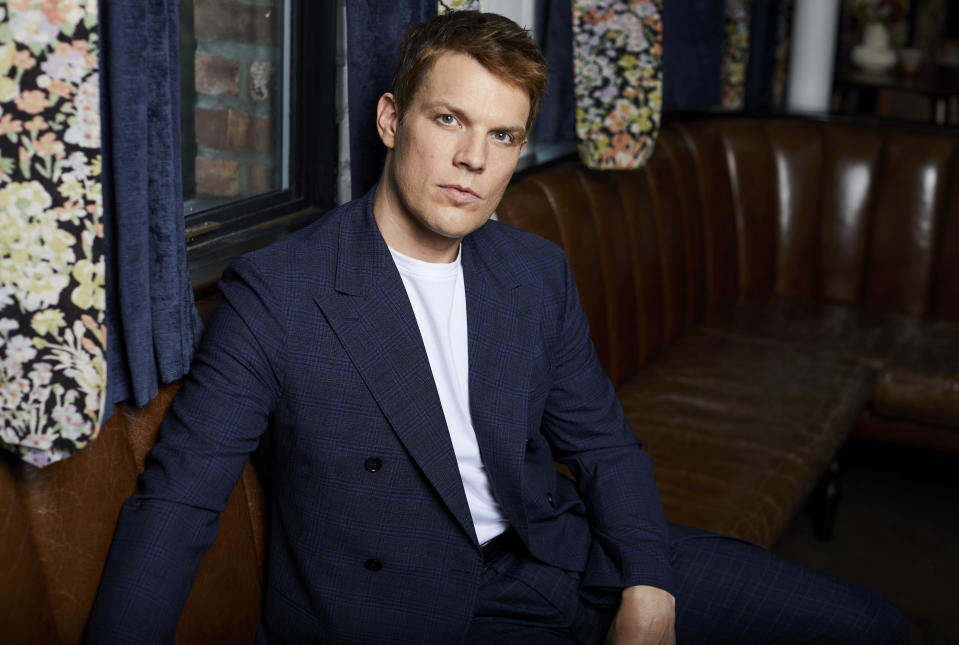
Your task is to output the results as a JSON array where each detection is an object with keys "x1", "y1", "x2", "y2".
[{"x1": 605, "y1": 585, "x2": 676, "y2": 645}]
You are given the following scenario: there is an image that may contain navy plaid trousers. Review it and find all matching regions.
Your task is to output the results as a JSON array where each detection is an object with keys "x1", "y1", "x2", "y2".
[{"x1": 464, "y1": 524, "x2": 909, "y2": 644}]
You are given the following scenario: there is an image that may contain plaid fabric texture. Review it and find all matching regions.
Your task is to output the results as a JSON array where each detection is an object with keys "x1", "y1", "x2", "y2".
[
  {"x1": 88, "y1": 188, "x2": 671, "y2": 644},
  {"x1": 465, "y1": 524, "x2": 908, "y2": 644}
]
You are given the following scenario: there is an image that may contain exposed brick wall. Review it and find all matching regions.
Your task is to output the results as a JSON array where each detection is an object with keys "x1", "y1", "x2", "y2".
[
  {"x1": 191, "y1": 0, "x2": 279, "y2": 199},
  {"x1": 195, "y1": 53, "x2": 240, "y2": 96}
]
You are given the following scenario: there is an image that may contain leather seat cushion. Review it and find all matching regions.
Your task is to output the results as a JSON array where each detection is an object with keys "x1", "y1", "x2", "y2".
[
  {"x1": 617, "y1": 329, "x2": 874, "y2": 547},
  {"x1": 874, "y1": 322, "x2": 959, "y2": 428},
  {"x1": 703, "y1": 299, "x2": 918, "y2": 369}
]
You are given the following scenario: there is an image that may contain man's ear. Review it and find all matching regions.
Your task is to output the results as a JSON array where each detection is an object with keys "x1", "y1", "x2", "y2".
[{"x1": 376, "y1": 93, "x2": 400, "y2": 149}]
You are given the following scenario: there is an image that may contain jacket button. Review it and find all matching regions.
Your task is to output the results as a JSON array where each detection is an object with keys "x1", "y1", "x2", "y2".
[
  {"x1": 364, "y1": 457, "x2": 382, "y2": 472},
  {"x1": 365, "y1": 558, "x2": 383, "y2": 571},
  {"x1": 526, "y1": 438, "x2": 534, "y2": 448},
  {"x1": 547, "y1": 493, "x2": 554, "y2": 507}
]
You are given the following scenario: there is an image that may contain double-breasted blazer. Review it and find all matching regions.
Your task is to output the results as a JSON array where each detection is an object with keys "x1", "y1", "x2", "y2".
[{"x1": 87, "y1": 189, "x2": 672, "y2": 644}]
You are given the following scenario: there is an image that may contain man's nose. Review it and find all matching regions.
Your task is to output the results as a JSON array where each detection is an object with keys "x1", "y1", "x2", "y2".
[{"x1": 453, "y1": 131, "x2": 486, "y2": 172}]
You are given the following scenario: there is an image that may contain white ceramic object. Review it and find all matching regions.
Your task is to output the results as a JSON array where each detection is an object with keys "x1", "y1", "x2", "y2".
[{"x1": 852, "y1": 23, "x2": 897, "y2": 74}]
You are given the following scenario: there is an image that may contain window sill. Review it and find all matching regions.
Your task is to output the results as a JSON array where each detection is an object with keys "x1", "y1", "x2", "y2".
[{"x1": 187, "y1": 206, "x2": 327, "y2": 300}]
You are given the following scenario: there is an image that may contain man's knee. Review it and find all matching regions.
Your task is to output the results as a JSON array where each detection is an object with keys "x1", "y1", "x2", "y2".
[
  {"x1": 667, "y1": 524, "x2": 910, "y2": 644},
  {"x1": 861, "y1": 595, "x2": 910, "y2": 645}
]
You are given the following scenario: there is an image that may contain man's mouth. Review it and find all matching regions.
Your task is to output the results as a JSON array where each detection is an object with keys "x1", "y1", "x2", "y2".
[{"x1": 438, "y1": 184, "x2": 480, "y2": 204}]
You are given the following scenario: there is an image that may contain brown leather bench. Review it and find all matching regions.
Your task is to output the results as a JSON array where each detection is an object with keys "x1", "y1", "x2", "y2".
[
  {"x1": 1, "y1": 383, "x2": 266, "y2": 644},
  {"x1": 3, "y1": 115, "x2": 958, "y2": 643},
  {"x1": 496, "y1": 115, "x2": 959, "y2": 547}
]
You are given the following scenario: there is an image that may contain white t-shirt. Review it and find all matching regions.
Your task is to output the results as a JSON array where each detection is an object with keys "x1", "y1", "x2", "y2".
[{"x1": 389, "y1": 245, "x2": 509, "y2": 544}]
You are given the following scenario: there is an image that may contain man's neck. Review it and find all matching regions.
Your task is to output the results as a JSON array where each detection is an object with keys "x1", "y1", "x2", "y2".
[{"x1": 372, "y1": 178, "x2": 462, "y2": 263}]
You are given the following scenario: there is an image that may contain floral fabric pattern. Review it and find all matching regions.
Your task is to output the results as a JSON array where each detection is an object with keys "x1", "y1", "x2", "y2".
[
  {"x1": 438, "y1": 0, "x2": 480, "y2": 14},
  {"x1": 721, "y1": 0, "x2": 752, "y2": 110},
  {"x1": 0, "y1": 1, "x2": 105, "y2": 468},
  {"x1": 772, "y1": 0, "x2": 794, "y2": 109},
  {"x1": 573, "y1": 0, "x2": 663, "y2": 170}
]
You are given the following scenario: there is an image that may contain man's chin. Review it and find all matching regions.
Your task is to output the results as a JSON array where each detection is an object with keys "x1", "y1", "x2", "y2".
[{"x1": 425, "y1": 212, "x2": 493, "y2": 239}]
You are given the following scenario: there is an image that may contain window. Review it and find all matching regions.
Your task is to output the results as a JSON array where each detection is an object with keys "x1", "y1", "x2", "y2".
[
  {"x1": 180, "y1": 0, "x2": 337, "y2": 298},
  {"x1": 181, "y1": 0, "x2": 291, "y2": 214}
]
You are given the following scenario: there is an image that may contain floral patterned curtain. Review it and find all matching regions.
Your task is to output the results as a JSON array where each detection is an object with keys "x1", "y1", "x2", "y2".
[
  {"x1": 721, "y1": 0, "x2": 752, "y2": 109},
  {"x1": 0, "y1": 1, "x2": 106, "y2": 468},
  {"x1": 438, "y1": 0, "x2": 481, "y2": 13},
  {"x1": 572, "y1": 0, "x2": 663, "y2": 170},
  {"x1": 772, "y1": 0, "x2": 795, "y2": 109}
]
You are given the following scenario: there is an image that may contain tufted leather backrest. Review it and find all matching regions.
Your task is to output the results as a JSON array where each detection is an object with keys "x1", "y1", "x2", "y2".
[{"x1": 497, "y1": 116, "x2": 959, "y2": 387}]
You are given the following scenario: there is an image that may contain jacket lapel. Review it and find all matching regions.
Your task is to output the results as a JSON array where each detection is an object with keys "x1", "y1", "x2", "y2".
[
  {"x1": 313, "y1": 194, "x2": 478, "y2": 545},
  {"x1": 462, "y1": 232, "x2": 537, "y2": 538}
]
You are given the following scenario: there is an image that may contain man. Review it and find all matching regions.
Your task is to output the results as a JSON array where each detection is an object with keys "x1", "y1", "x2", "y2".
[{"x1": 87, "y1": 11, "x2": 907, "y2": 644}]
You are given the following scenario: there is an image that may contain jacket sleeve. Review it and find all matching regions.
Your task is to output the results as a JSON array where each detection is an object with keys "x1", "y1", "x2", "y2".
[
  {"x1": 85, "y1": 257, "x2": 284, "y2": 644},
  {"x1": 541, "y1": 254, "x2": 673, "y2": 601}
]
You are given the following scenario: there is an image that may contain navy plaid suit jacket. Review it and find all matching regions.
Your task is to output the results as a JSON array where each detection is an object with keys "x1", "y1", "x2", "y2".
[{"x1": 87, "y1": 189, "x2": 672, "y2": 644}]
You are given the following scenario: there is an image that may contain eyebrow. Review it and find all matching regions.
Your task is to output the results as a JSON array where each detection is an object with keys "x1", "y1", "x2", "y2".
[{"x1": 423, "y1": 100, "x2": 527, "y2": 140}]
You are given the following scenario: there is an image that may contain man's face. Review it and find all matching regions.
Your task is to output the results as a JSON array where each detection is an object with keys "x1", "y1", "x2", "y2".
[{"x1": 375, "y1": 51, "x2": 530, "y2": 260}]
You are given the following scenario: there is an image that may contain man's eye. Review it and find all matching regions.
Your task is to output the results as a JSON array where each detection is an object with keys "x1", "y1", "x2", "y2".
[
  {"x1": 491, "y1": 131, "x2": 514, "y2": 144},
  {"x1": 438, "y1": 114, "x2": 458, "y2": 126}
]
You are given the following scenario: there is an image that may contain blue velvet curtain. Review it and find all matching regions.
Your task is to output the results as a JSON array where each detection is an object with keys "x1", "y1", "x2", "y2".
[
  {"x1": 662, "y1": 0, "x2": 726, "y2": 111},
  {"x1": 533, "y1": 0, "x2": 576, "y2": 144},
  {"x1": 347, "y1": 1, "x2": 436, "y2": 199},
  {"x1": 98, "y1": 0, "x2": 201, "y2": 413},
  {"x1": 743, "y1": 1, "x2": 784, "y2": 112}
]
